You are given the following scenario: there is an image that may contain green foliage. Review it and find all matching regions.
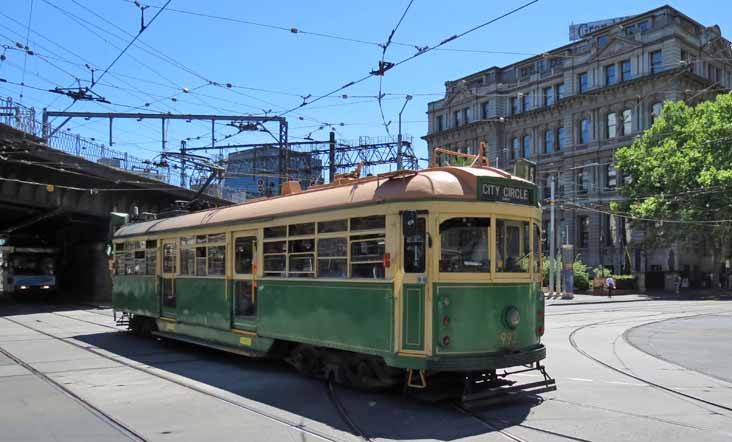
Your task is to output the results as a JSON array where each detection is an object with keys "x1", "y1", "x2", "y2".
[
  {"x1": 592, "y1": 266, "x2": 612, "y2": 278},
  {"x1": 614, "y1": 94, "x2": 732, "y2": 251},
  {"x1": 573, "y1": 260, "x2": 590, "y2": 291}
]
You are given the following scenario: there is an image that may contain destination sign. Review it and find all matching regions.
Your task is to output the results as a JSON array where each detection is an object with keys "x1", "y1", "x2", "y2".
[{"x1": 478, "y1": 180, "x2": 535, "y2": 205}]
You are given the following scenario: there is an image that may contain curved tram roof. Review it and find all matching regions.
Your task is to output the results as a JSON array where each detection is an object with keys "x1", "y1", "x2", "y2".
[{"x1": 115, "y1": 166, "x2": 535, "y2": 238}]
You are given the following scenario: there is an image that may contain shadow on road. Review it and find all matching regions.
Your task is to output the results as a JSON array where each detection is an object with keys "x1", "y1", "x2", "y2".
[{"x1": 71, "y1": 330, "x2": 538, "y2": 441}]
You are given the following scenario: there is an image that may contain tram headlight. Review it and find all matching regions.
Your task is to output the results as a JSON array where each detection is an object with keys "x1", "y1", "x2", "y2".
[{"x1": 504, "y1": 307, "x2": 521, "y2": 329}]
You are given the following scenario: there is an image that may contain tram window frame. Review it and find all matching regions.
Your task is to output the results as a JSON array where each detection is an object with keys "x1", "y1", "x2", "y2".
[
  {"x1": 114, "y1": 242, "x2": 125, "y2": 275},
  {"x1": 350, "y1": 233, "x2": 386, "y2": 279},
  {"x1": 317, "y1": 237, "x2": 347, "y2": 278},
  {"x1": 533, "y1": 223, "x2": 541, "y2": 275},
  {"x1": 234, "y1": 236, "x2": 256, "y2": 274},
  {"x1": 496, "y1": 219, "x2": 530, "y2": 273},
  {"x1": 179, "y1": 233, "x2": 226, "y2": 277},
  {"x1": 162, "y1": 242, "x2": 177, "y2": 274},
  {"x1": 145, "y1": 240, "x2": 157, "y2": 275},
  {"x1": 438, "y1": 217, "x2": 491, "y2": 273},
  {"x1": 404, "y1": 217, "x2": 426, "y2": 273}
]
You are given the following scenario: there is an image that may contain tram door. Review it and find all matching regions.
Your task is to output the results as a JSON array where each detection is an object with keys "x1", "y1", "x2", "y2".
[
  {"x1": 400, "y1": 212, "x2": 429, "y2": 353},
  {"x1": 160, "y1": 239, "x2": 178, "y2": 318},
  {"x1": 231, "y1": 231, "x2": 258, "y2": 329}
]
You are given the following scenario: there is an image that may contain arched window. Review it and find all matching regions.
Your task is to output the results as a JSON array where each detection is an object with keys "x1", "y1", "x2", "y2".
[
  {"x1": 523, "y1": 135, "x2": 532, "y2": 158},
  {"x1": 580, "y1": 118, "x2": 591, "y2": 144},
  {"x1": 650, "y1": 102, "x2": 663, "y2": 126},
  {"x1": 622, "y1": 109, "x2": 633, "y2": 135},
  {"x1": 544, "y1": 129, "x2": 554, "y2": 154},
  {"x1": 607, "y1": 112, "x2": 617, "y2": 138}
]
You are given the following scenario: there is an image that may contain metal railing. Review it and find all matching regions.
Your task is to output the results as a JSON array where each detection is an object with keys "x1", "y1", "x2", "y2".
[{"x1": 0, "y1": 97, "x2": 172, "y2": 185}]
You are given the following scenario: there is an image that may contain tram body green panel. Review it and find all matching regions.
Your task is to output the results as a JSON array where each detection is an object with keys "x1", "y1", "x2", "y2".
[
  {"x1": 112, "y1": 275, "x2": 159, "y2": 317},
  {"x1": 174, "y1": 278, "x2": 230, "y2": 329},
  {"x1": 257, "y1": 279, "x2": 394, "y2": 355},
  {"x1": 433, "y1": 282, "x2": 542, "y2": 354}
]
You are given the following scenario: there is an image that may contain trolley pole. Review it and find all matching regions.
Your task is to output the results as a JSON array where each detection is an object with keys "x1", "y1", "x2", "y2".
[{"x1": 549, "y1": 175, "x2": 556, "y2": 298}]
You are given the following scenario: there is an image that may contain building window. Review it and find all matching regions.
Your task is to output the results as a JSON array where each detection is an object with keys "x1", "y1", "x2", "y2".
[
  {"x1": 544, "y1": 129, "x2": 554, "y2": 153},
  {"x1": 482, "y1": 101, "x2": 490, "y2": 119},
  {"x1": 454, "y1": 110, "x2": 462, "y2": 127},
  {"x1": 576, "y1": 168, "x2": 589, "y2": 194},
  {"x1": 511, "y1": 137, "x2": 520, "y2": 160},
  {"x1": 556, "y1": 83, "x2": 565, "y2": 99},
  {"x1": 463, "y1": 107, "x2": 472, "y2": 124},
  {"x1": 607, "y1": 112, "x2": 617, "y2": 139},
  {"x1": 544, "y1": 86, "x2": 554, "y2": 107},
  {"x1": 522, "y1": 94, "x2": 531, "y2": 112},
  {"x1": 597, "y1": 35, "x2": 609, "y2": 49},
  {"x1": 603, "y1": 214, "x2": 613, "y2": 246},
  {"x1": 579, "y1": 118, "x2": 591, "y2": 144},
  {"x1": 557, "y1": 126, "x2": 565, "y2": 150},
  {"x1": 638, "y1": 19, "x2": 650, "y2": 32},
  {"x1": 578, "y1": 215, "x2": 590, "y2": 248},
  {"x1": 437, "y1": 115, "x2": 444, "y2": 131},
  {"x1": 620, "y1": 60, "x2": 631, "y2": 81},
  {"x1": 578, "y1": 72, "x2": 589, "y2": 93},
  {"x1": 651, "y1": 102, "x2": 663, "y2": 125},
  {"x1": 605, "y1": 64, "x2": 617, "y2": 86},
  {"x1": 522, "y1": 135, "x2": 532, "y2": 158},
  {"x1": 511, "y1": 97, "x2": 519, "y2": 115},
  {"x1": 622, "y1": 109, "x2": 633, "y2": 135},
  {"x1": 605, "y1": 164, "x2": 617, "y2": 190},
  {"x1": 650, "y1": 50, "x2": 663, "y2": 74}
]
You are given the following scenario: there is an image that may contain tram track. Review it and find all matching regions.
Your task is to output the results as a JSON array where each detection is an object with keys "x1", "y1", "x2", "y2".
[
  {"x1": 326, "y1": 381, "x2": 372, "y2": 442},
  {"x1": 568, "y1": 313, "x2": 732, "y2": 415},
  {"x1": 0, "y1": 315, "x2": 358, "y2": 442},
  {"x1": 0, "y1": 340, "x2": 148, "y2": 442}
]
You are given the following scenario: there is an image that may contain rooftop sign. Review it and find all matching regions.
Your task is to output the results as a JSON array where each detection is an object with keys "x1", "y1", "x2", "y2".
[
  {"x1": 569, "y1": 16, "x2": 635, "y2": 40},
  {"x1": 477, "y1": 177, "x2": 536, "y2": 206}
]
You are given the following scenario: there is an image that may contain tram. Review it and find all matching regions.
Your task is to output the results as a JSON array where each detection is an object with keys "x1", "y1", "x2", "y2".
[
  {"x1": 112, "y1": 160, "x2": 555, "y2": 403},
  {"x1": 0, "y1": 245, "x2": 57, "y2": 297}
]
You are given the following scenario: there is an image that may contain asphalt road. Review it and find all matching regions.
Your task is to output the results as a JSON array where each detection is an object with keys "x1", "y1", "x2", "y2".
[{"x1": 1, "y1": 296, "x2": 732, "y2": 441}]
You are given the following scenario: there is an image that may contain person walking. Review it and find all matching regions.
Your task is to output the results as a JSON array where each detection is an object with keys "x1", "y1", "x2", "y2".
[{"x1": 606, "y1": 275, "x2": 615, "y2": 298}]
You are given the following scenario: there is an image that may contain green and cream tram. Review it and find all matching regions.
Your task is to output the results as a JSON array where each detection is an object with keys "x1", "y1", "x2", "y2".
[{"x1": 112, "y1": 165, "x2": 554, "y2": 399}]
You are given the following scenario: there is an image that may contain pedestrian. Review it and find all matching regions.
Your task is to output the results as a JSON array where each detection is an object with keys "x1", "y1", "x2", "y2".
[{"x1": 606, "y1": 275, "x2": 615, "y2": 298}]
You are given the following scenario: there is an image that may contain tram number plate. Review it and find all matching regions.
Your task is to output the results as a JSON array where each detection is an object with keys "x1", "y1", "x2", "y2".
[{"x1": 498, "y1": 331, "x2": 518, "y2": 346}]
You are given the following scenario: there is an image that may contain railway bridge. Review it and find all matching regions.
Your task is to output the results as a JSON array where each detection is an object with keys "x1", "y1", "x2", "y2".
[{"x1": 0, "y1": 123, "x2": 230, "y2": 301}]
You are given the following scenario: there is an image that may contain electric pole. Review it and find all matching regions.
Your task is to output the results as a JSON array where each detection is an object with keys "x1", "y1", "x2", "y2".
[{"x1": 549, "y1": 175, "x2": 556, "y2": 298}]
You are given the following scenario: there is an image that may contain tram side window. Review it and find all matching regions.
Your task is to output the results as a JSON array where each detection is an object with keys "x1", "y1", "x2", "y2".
[
  {"x1": 124, "y1": 241, "x2": 135, "y2": 275},
  {"x1": 114, "y1": 243, "x2": 125, "y2": 275},
  {"x1": 162, "y1": 243, "x2": 177, "y2": 274},
  {"x1": 180, "y1": 236, "x2": 196, "y2": 275},
  {"x1": 318, "y1": 219, "x2": 347, "y2": 233},
  {"x1": 317, "y1": 237, "x2": 347, "y2": 278},
  {"x1": 288, "y1": 238, "x2": 315, "y2": 277},
  {"x1": 263, "y1": 240, "x2": 286, "y2": 277},
  {"x1": 195, "y1": 235, "x2": 207, "y2": 276},
  {"x1": 134, "y1": 249, "x2": 146, "y2": 275},
  {"x1": 234, "y1": 237, "x2": 256, "y2": 274},
  {"x1": 404, "y1": 218, "x2": 426, "y2": 273},
  {"x1": 350, "y1": 234, "x2": 385, "y2": 279},
  {"x1": 145, "y1": 240, "x2": 157, "y2": 275},
  {"x1": 351, "y1": 215, "x2": 386, "y2": 231},
  {"x1": 439, "y1": 218, "x2": 490, "y2": 273},
  {"x1": 496, "y1": 219, "x2": 530, "y2": 273}
]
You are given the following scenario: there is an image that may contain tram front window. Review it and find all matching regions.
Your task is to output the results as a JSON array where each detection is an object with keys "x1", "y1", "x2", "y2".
[
  {"x1": 439, "y1": 218, "x2": 490, "y2": 273},
  {"x1": 496, "y1": 219, "x2": 530, "y2": 273}
]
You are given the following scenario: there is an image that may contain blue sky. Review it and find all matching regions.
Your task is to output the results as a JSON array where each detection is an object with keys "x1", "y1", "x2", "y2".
[{"x1": 2, "y1": 0, "x2": 729, "y2": 173}]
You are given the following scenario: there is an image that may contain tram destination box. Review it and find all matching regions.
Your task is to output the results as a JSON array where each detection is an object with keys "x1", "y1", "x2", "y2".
[{"x1": 477, "y1": 177, "x2": 537, "y2": 206}]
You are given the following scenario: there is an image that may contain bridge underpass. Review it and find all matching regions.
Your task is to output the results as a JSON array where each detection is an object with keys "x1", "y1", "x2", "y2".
[{"x1": 0, "y1": 124, "x2": 230, "y2": 302}]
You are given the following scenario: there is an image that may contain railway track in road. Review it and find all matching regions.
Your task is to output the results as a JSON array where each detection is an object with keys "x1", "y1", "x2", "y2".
[
  {"x1": 0, "y1": 340, "x2": 148, "y2": 442},
  {"x1": 568, "y1": 314, "x2": 732, "y2": 415},
  {"x1": 0, "y1": 315, "x2": 359, "y2": 442}
]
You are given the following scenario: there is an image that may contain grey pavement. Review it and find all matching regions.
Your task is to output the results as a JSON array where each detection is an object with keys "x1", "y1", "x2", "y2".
[{"x1": 1, "y1": 299, "x2": 732, "y2": 441}]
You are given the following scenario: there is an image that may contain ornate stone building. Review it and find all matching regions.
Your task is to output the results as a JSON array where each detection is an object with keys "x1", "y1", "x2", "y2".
[{"x1": 423, "y1": 6, "x2": 732, "y2": 287}]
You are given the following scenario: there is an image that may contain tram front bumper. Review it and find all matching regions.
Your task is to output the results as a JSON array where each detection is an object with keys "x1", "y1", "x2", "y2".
[{"x1": 392, "y1": 344, "x2": 547, "y2": 372}]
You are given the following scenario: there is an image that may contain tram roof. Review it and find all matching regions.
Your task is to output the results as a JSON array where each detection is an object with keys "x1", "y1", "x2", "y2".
[{"x1": 114, "y1": 166, "x2": 534, "y2": 238}]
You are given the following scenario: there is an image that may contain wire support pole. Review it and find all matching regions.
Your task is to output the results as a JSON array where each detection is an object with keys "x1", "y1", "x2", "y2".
[{"x1": 549, "y1": 175, "x2": 556, "y2": 297}]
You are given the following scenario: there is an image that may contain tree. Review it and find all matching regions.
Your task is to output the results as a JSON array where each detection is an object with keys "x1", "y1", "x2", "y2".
[{"x1": 614, "y1": 93, "x2": 732, "y2": 268}]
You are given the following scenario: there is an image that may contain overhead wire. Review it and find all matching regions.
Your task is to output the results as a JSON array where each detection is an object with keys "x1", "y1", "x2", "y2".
[{"x1": 19, "y1": 0, "x2": 36, "y2": 101}]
